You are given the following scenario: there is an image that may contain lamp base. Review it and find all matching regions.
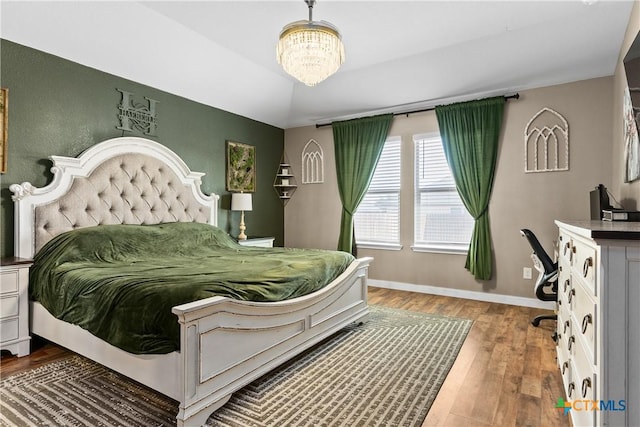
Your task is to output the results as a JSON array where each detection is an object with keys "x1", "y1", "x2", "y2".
[{"x1": 237, "y1": 211, "x2": 247, "y2": 240}]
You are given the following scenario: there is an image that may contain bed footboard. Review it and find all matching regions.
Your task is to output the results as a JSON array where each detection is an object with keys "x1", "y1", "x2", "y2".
[{"x1": 171, "y1": 256, "x2": 372, "y2": 427}]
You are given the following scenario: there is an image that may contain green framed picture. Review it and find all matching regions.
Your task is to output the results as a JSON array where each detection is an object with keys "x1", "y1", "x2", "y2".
[{"x1": 226, "y1": 141, "x2": 256, "y2": 192}]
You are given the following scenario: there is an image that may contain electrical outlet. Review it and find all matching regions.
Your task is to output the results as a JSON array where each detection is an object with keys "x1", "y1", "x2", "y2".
[{"x1": 523, "y1": 267, "x2": 532, "y2": 279}]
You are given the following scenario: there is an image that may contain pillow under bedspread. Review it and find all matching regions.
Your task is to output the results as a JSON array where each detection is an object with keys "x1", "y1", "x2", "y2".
[{"x1": 29, "y1": 222, "x2": 355, "y2": 354}]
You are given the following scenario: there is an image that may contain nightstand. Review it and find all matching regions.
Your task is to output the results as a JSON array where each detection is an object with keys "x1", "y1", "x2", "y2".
[
  {"x1": 0, "y1": 257, "x2": 32, "y2": 357},
  {"x1": 237, "y1": 237, "x2": 275, "y2": 248}
]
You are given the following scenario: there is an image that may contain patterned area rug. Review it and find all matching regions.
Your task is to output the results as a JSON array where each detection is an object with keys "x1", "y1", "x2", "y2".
[{"x1": 0, "y1": 306, "x2": 472, "y2": 427}]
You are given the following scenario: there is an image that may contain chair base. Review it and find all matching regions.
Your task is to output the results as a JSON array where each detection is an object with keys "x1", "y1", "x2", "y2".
[
  {"x1": 531, "y1": 314, "x2": 557, "y2": 327},
  {"x1": 531, "y1": 314, "x2": 558, "y2": 342}
]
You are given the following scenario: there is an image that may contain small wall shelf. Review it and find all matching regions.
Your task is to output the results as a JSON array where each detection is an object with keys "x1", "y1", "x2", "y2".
[{"x1": 273, "y1": 153, "x2": 297, "y2": 205}]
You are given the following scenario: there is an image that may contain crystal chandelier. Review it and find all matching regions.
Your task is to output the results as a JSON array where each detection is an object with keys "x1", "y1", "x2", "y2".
[{"x1": 277, "y1": 0, "x2": 345, "y2": 87}]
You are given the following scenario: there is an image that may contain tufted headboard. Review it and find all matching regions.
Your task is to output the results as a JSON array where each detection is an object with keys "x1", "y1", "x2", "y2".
[{"x1": 10, "y1": 137, "x2": 219, "y2": 258}]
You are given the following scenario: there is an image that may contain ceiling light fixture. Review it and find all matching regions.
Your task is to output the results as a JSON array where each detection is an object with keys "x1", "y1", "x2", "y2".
[{"x1": 277, "y1": 0, "x2": 345, "y2": 87}]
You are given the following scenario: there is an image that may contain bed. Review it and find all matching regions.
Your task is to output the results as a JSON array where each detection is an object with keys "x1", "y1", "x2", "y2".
[{"x1": 10, "y1": 136, "x2": 371, "y2": 427}]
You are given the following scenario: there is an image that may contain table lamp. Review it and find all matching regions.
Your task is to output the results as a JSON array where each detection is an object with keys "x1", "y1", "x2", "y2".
[{"x1": 231, "y1": 193, "x2": 253, "y2": 240}]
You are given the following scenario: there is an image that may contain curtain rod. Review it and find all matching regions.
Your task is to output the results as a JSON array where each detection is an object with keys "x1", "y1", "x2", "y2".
[{"x1": 315, "y1": 93, "x2": 520, "y2": 128}]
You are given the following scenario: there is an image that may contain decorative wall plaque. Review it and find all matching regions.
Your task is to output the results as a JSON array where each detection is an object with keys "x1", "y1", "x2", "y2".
[
  {"x1": 524, "y1": 107, "x2": 569, "y2": 173},
  {"x1": 116, "y1": 88, "x2": 159, "y2": 136},
  {"x1": 302, "y1": 139, "x2": 324, "y2": 184}
]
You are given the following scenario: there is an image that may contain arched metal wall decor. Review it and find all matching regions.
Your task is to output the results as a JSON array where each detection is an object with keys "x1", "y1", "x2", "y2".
[
  {"x1": 302, "y1": 139, "x2": 324, "y2": 184},
  {"x1": 524, "y1": 107, "x2": 569, "y2": 173}
]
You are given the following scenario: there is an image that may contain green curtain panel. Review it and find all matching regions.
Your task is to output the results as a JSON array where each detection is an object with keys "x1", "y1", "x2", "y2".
[
  {"x1": 435, "y1": 97, "x2": 505, "y2": 280},
  {"x1": 333, "y1": 114, "x2": 393, "y2": 254}
]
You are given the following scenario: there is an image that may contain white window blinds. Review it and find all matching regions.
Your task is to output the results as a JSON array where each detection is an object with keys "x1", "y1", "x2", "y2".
[
  {"x1": 354, "y1": 137, "x2": 401, "y2": 248},
  {"x1": 414, "y1": 133, "x2": 473, "y2": 252}
]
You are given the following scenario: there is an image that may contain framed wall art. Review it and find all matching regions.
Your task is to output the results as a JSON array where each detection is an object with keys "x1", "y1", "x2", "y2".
[
  {"x1": 0, "y1": 88, "x2": 7, "y2": 173},
  {"x1": 623, "y1": 85, "x2": 640, "y2": 182},
  {"x1": 623, "y1": 31, "x2": 640, "y2": 182},
  {"x1": 226, "y1": 141, "x2": 256, "y2": 192}
]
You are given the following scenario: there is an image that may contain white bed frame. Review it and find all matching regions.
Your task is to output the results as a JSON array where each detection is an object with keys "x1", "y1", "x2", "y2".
[{"x1": 10, "y1": 137, "x2": 371, "y2": 427}]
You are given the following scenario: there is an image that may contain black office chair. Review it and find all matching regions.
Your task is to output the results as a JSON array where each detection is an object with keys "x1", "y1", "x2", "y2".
[{"x1": 520, "y1": 229, "x2": 558, "y2": 328}]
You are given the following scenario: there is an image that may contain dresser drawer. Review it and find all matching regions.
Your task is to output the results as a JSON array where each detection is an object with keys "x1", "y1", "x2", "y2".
[
  {"x1": 0, "y1": 259, "x2": 31, "y2": 357},
  {"x1": 559, "y1": 359, "x2": 572, "y2": 399},
  {"x1": 557, "y1": 302, "x2": 572, "y2": 340},
  {"x1": 572, "y1": 284, "x2": 597, "y2": 365},
  {"x1": 558, "y1": 309, "x2": 576, "y2": 357},
  {"x1": 0, "y1": 270, "x2": 19, "y2": 294},
  {"x1": 557, "y1": 340, "x2": 571, "y2": 390},
  {"x1": 0, "y1": 295, "x2": 19, "y2": 319},
  {"x1": 573, "y1": 339, "x2": 596, "y2": 398},
  {"x1": 571, "y1": 239, "x2": 597, "y2": 296},
  {"x1": 557, "y1": 275, "x2": 572, "y2": 309},
  {"x1": 558, "y1": 231, "x2": 573, "y2": 265},
  {"x1": 570, "y1": 347, "x2": 597, "y2": 427},
  {"x1": 0, "y1": 317, "x2": 19, "y2": 343}
]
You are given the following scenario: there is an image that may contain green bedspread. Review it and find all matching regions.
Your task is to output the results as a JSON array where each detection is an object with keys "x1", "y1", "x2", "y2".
[{"x1": 30, "y1": 222, "x2": 355, "y2": 354}]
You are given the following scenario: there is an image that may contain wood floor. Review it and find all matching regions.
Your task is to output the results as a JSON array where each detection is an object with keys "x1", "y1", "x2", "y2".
[
  {"x1": 367, "y1": 287, "x2": 567, "y2": 427},
  {"x1": 1, "y1": 287, "x2": 567, "y2": 427}
]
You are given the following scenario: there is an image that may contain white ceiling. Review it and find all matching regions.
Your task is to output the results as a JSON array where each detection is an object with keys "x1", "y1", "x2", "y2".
[{"x1": 1, "y1": 1, "x2": 635, "y2": 129}]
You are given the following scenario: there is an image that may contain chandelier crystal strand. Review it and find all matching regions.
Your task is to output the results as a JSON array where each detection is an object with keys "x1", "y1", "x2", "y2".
[{"x1": 277, "y1": 1, "x2": 345, "y2": 86}]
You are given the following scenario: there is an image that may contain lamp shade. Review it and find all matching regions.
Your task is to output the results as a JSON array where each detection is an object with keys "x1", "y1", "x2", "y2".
[{"x1": 231, "y1": 193, "x2": 253, "y2": 211}]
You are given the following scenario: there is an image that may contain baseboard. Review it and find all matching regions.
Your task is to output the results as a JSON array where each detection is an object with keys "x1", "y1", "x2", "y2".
[{"x1": 368, "y1": 279, "x2": 555, "y2": 310}]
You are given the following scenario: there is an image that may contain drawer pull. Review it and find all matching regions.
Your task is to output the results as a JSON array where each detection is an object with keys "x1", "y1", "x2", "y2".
[
  {"x1": 562, "y1": 361, "x2": 569, "y2": 375},
  {"x1": 568, "y1": 335, "x2": 575, "y2": 351},
  {"x1": 570, "y1": 245, "x2": 576, "y2": 262},
  {"x1": 583, "y1": 257, "x2": 593, "y2": 277},
  {"x1": 564, "y1": 320, "x2": 570, "y2": 334},
  {"x1": 558, "y1": 299, "x2": 562, "y2": 306},
  {"x1": 564, "y1": 242, "x2": 571, "y2": 256},
  {"x1": 563, "y1": 279, "x2": 570, "y2": 293},
  {"x1": 581, "y1": 314, "x2": 593, "y2": 334},
  {"x1": 581, "y1": 377, "x2": 592, "y2": 398},
  {"x1": 568, "y1": 382, "x2": 575, "y2": 397},
  {"x1": 568, "y1": 288, "x2": 575, "y2": 304}
]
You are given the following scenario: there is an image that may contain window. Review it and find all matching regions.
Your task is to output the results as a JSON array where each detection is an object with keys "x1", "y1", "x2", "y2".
[
  {"x1": 354, "y1": 137, "x2": 401, "y2": 249},
  {"x1": 414, "y1": 133, "x2": 473, "y2": 253}
]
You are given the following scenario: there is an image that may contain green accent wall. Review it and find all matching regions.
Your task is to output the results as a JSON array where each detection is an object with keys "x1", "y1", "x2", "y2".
[{"x1": 0, "y1": 40, "x2": 285, "y2": 257}]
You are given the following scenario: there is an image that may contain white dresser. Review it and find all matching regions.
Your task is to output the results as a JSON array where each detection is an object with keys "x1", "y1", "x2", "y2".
[
  {"x1": 0, "y1": 257, "x2": 32, "y2": 357},
  {"x1": 555, "y1": 220, "x2": 640, "y2": 427}
]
